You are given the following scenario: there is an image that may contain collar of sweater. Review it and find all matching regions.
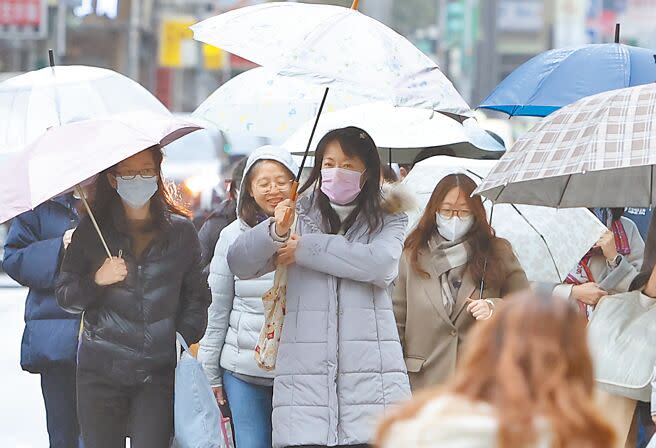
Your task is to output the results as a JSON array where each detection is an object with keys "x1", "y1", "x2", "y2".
[{"x1": 331, "y1": 202, "x2": 357, "y2": 223}]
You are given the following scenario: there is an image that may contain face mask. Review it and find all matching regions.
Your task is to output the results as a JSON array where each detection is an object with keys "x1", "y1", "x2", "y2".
[
  {"x1": 320, "y1": 167, "x2": 364, "y2": 205},
  {"x1": 436, "y1": 213, "x2": 474, "y2": 242},
  {"x1": 116, "y1": 176, "x2": 159, "y2": 209}
]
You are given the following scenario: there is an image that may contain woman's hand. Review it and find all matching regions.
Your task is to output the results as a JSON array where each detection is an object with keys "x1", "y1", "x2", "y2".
[
  {"x1": 596, "y1": 230, "x2": 618, "y2": 261},
  {"x1": 94, "y1": 256, "x2": 128, "y2": 286},
  {"x1": 63, "y1": 228, "x2": 76, "y2": 250},
  {"x1": 466, "y1": 299, "x2": 493, "y2": 320},
  {"x1": 274, "y1": 199, "x2": 295, "y2": 237},
  {"x1": 277, "y1": 234, "x2": 299, "y2": 266},
  {"x1": 212, "y1": 386, "x2": 225, "y2": 406},
  {"x1": 571, "y1": 282, "x2": 607, "y2": 305}
]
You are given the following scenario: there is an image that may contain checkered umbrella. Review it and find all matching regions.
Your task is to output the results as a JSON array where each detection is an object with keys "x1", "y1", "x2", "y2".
[{"x1": 475, "y1": 83, "x2": 656, "y2": 208}]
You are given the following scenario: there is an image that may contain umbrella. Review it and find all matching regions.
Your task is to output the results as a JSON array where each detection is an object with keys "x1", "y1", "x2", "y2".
[
  {"x1": 0, "y1": 110, "x2": 201, "y2": 255},
  {"x1": 0, "y1": 63, "x2": 168, "y2": 153},
  {"x1": 479, "y1": 29, "x2": 656, "y2": 117},
  {"x1": 283, "y1": 103, "x2": 505, "y2": 164},
  {"x1": 191, "y1": 1, "x2": 471, "y2": 117},
  {"x1": 404, "y1": 156, "x2": 606, "y2": 283},
  {"x1": 193, "y1": 67, "x2": 368, "y2": 140},
  {"x1": 475, "y1": 83, "x2": 656, "y2": 208}
]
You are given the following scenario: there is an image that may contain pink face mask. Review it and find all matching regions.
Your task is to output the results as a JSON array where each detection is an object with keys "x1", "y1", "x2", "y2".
[{"x1": 320, "y1": 167, "x2": 364, "y2": 205}]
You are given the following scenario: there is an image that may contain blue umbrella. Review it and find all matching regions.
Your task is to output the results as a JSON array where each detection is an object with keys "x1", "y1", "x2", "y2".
[{"x1": 479, "y1": 43, "x2": 656, "y2": 117}]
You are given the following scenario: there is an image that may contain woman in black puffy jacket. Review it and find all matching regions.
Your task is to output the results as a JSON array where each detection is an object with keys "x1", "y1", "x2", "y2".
[{"x1": 56, "y1": 146, "x2": 211, "y2": 448}]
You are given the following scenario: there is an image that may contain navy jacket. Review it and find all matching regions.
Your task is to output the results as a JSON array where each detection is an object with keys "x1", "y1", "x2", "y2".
[{"x1": 2, "y1": 194, "x2": 80, "y2": 373}]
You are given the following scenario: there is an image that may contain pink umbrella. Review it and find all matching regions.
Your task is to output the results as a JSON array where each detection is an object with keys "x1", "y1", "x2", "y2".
[{"x1": 0, "y1": 110, "x2": 201, "y2": 256}]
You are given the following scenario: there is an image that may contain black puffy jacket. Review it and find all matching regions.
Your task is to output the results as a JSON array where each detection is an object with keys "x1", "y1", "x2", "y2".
[{"x1": 56, "y1": 208, "x2": 211, "y2": 385}]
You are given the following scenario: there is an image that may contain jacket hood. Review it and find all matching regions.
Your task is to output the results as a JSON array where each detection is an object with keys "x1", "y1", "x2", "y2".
[
  {"x1": 237, "y1": 145, "x2": 299, "y2": 220},
  {"x1": 381, "y1": 182, "x2": 417, "y2": 215}
]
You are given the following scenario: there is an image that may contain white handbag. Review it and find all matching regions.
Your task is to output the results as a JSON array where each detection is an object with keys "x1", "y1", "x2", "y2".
[{"x1": 587, "y1": 291, "x2": 656, "y2": 402}]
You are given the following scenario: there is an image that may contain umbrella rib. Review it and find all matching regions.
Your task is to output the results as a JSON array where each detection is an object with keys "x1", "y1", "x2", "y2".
[
  {"x1": 651, "y1": 165, "x2": 654, "y2": 209},
  {"x1": 557, "y1": 174, "x2": 573, "y2": 207},
  {"x1": 510, "y1": 204, "x2": 562, "y2": 280}
]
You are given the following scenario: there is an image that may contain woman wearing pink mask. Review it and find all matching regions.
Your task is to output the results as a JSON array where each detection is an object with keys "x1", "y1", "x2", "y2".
[{"x1": 227, "y1": 127, "x2": 414, "y2": 448}]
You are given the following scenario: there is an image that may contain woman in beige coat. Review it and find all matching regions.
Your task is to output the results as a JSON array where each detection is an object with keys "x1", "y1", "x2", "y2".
[
  {"x1": 393, "y1": 173, "x2": 528, "y2": 391},
  {"x1": 377, "y1": 291, "x2": 616, "y2": 448}
]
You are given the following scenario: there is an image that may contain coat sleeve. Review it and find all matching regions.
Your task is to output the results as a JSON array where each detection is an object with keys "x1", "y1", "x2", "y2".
[
  {"x1": 176, "y1": 222, "x2": 212, "y2": 345},
  {"x1": 227, "y1": 218, "x2": 280, "y2": 280},
  {"x1": 198, "y1": 229, "x2": 235, "y2": 387},
  {"x1": 55, "y1": 221, "x2": 105, "y2": 313},
  {"x1": 392, "y1": 253, "x2": 409, "y2": 349},
  {"x1": 497, "y1": 239, "x2": 530, "y2": 298},
  {"x1": 599, "y1": 219, "x2": 645, "y2": 294},
  {"x1": 2, "y1": 210, "x2": 66, "y2": 290},
  {"x1": 295, "y1": 213, "x2": 408, "y2": 289}
]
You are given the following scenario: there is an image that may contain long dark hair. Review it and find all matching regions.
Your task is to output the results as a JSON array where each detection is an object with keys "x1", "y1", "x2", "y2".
[
  {"x1": 299, "y1": 126, "x2": 383, "y2": 235},
  {"x1": 87, "y1": 145, "x2": 191, "y2": 230},
  {"x1": 404, "y1": 173, "x2": 506, "y2": 289},
  {"x1": 239, "y1": 159, "x2": 294, "y2": 228}
]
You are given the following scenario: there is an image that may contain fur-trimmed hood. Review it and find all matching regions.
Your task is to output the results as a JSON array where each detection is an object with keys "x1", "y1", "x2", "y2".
[{"x1": 381, "y1": 182, "x2": 418, "y2": 215}]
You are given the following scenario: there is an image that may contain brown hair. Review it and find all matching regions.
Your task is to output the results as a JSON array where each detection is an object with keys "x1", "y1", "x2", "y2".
[
  {"x1": 404, "y1": 173, "x2": 505, "y2": 288},
  {"x1": 88, "y1": 145, "x2": 191, "y2": 228},
  {"x1": 377, "y1": 291, "x2": 615, "y2": 448},
  {"x1": 239, "y1": 159, "x2": 294, "y2": 228}
]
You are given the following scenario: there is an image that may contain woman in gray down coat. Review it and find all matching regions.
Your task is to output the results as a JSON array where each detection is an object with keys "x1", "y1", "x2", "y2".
[
  {"x1": 227, "y1": 127, "x2": 413, "y2": 448},
  {"x1": 198, "y1": 146, "x2": 297, "y2": 448}
]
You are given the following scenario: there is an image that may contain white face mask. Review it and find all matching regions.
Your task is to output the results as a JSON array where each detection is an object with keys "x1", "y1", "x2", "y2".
[{"x1": 436, "y1": 213, "x2": 474, "y2": 241}]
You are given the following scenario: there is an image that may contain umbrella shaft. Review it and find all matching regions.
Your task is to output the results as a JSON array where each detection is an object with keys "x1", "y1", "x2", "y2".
[{"x1": 76, "y1": 185, "x2": 113, "y2": 259}]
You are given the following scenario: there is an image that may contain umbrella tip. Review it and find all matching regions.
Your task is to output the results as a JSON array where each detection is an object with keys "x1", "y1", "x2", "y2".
[
  {"x1": 614, "y1": 23, "x2": 620, "y2": 43},
  {"x1": 48, "y1": 49, "x2": 55, "y2": 67},
  {"x1": 351, "y1": 0, "x2": 359, "y2": 10}
]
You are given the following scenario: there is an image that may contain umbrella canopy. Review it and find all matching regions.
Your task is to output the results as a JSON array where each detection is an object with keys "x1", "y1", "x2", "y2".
[
  {"x1": 0, "y1": 110, "x2": 200, "y2": 224},
  {"x1": 191, "y1": 2, "x2": 471, "y2": 117},
  {"x1": 479, "y1": 43, "x2": 656, "y2": 117},
  {"x1": 404, "y1": 156, "x2": 606, "y2": 283},
  {"x1": 284, "y1": 103, "x2": 504, "y2": 164},
  {"x1": 0, "y1": 65, "x2": 168, "y2": 153},
  {"x1": 194, "y1": 67, "x2": 368, "y2": 140},
  {"x1": 475, "y1": 83, "x2": 656, "y2": 208}
]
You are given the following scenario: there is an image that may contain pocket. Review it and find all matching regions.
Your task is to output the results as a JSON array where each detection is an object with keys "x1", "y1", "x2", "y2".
[{"x1": 405, "y1": 356, "x2": 425, "y2": 373}]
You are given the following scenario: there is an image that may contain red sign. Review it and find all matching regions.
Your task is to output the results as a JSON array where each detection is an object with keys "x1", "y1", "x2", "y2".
[{"x1": 0, "y1": 0, "x2": 42, "y2": 27}]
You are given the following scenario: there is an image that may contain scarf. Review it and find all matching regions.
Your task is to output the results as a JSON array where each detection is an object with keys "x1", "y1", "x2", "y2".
[{"x1": 428, "y1": 235, "x2": 469, "y2": 316}]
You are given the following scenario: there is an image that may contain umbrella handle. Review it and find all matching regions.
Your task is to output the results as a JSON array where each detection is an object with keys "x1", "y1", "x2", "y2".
[
  {"x1": 76, "y1": 185, "x2": 113, "y2": 259},
  {"x1": 351, "y1": 0, "x2": 359, "y2": 10},
  {"x1": 281, "y1": 181, "x2": 299, "y2": 230}
]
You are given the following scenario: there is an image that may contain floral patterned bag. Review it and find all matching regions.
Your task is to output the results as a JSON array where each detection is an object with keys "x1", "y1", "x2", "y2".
[{"x1": 255, "y1": 264, "x2": 288, "y2": 371}]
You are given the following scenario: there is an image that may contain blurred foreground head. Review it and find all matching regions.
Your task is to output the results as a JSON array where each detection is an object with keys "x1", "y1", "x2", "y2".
[{"x1": 377, "y1": 291, "x2": 615, "y2": 448}]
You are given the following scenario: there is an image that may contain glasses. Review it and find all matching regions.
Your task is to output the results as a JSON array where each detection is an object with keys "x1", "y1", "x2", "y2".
[
  {"x1": 438, "y1": 208, "x2": 472, "y2": 219},
  {"x1": 253, "y1": 180, "x2": 292, "y2": 195},
  {"x1": 114, "y1": 169, "x2": 158, "y2": 180}
]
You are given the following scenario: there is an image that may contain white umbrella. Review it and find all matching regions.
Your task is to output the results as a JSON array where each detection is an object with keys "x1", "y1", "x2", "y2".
[
  {"x1": 193, "y1": 67, "x2": 368, "y2": 140},
  {"x1": 0, "y1": 110, "x2": 200, "y2": 227},
  {"x1": 191, "y1": 1, "x2": 471, "y2": 116},
  {"x1": 0, "y1": 65, "x2": 168, "y2": 153},
  {"x1": 403, "y1": 156, "x2": 607, "y2": 283},
  {"x1": 284, "y1": 103, "x2": 504, "y2": 163}
]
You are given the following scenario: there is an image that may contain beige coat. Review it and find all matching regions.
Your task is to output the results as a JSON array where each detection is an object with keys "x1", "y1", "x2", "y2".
[{"x1": 393, "y1": 238, "x2": 528, "y2": 391}]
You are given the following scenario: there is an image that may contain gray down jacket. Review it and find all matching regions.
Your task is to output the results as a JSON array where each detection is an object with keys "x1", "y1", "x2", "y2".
[{"x1": 227, "y1": 186, "x2": 414, "y2": 447}]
